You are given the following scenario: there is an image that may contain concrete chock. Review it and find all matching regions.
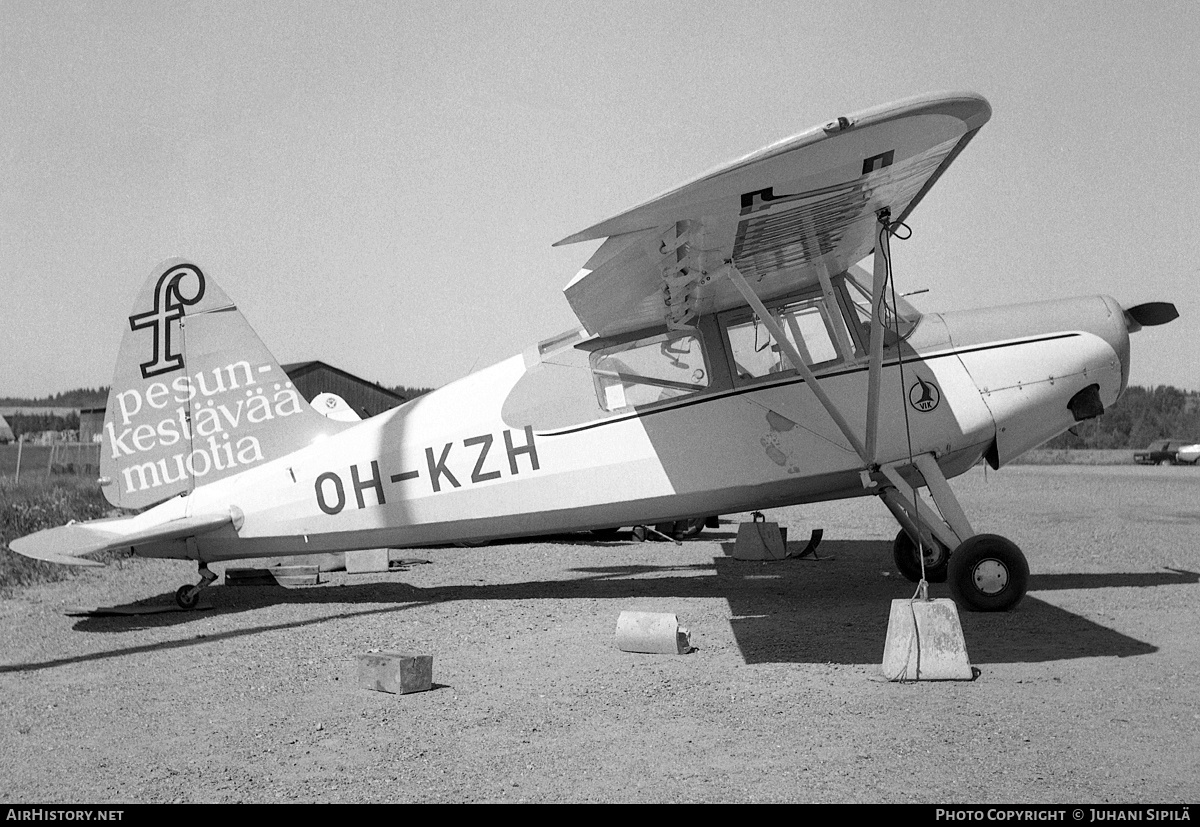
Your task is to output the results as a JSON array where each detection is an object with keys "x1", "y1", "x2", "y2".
[
  {"x1": 881, "y1": 598, "x2": 974, "y2": 681},
  {"x1": 356, "y1": 652, "x2": 434, "y2": 694},
  {"x1": 614, "y1": 611, "x2": 693, "y2": 654},
  {"x1": 734, "y1": 520, "x2": 788, "y2": 560},
  {"x1": 225, "y1": 565, "x2": 319, "y2": 586},
  {"x1": 345, "y1": 548, "x2": 391, "y2": 573},
  {"x1": 268, "y1": 552, "x2": 346, "y2": 572}
]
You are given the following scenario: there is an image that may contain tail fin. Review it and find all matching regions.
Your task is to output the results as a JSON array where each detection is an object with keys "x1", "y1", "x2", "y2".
[{"x1": 101, "y1": 258, "x2": 346, "y2": 509}]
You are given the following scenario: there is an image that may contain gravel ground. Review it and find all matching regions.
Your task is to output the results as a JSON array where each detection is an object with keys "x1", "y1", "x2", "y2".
[{"x1": 1, "y1": 464, "x2": 1198, "y2": 804}]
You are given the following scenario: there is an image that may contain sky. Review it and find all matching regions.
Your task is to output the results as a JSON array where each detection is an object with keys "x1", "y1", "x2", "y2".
[{"x1": 2, "y1": 0, "x2": 1197, "y2": 398}]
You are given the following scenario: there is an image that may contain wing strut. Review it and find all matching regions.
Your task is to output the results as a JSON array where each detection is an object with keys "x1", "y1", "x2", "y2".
[
  {"x1": 723, "y1": 211, "x2": 976, "y2": 562},
  {"x1": 721, "y1": 209, "x2": 901, "y2": 469},
  {"x1": 864, "y1": 212, "x2": 892, "y2": 464},
  {"x1": 723, "y1": 262, "x2": 868, "y2": 460}
]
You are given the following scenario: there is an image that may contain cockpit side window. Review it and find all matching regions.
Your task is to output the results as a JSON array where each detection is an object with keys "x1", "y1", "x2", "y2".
[
  {"x1": 590, "y1": 330, "x2": 710, "y2": 412},
  {"x1": 723, "y1": 293, "x2": 848, "y2": 382}
]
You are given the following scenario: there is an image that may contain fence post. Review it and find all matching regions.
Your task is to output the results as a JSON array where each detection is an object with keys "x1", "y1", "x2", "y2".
[{"x1": 14, "y1": 437, "x2": 22, "y2": 484}]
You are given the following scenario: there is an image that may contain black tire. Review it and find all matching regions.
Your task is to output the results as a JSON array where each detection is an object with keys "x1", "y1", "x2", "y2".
[
  {"x1": 892, "y1": 530, "x2": 948, "y2": 583},
  {"x1": 947, "y1": 534, "x2": 1029, "y2": 612},
  {"x1": 175, "y1": 584, "x2": 199, "y2": 610}
]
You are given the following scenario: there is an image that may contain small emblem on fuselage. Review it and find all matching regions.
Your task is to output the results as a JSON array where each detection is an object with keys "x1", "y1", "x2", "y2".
[{"x1": 909, "y1": 377, "x2": 940, "y2": 412}]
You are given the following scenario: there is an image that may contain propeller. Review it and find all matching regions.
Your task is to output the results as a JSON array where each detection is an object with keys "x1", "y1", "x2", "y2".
[{"x1": 1124, "y1": 302, "x2": 1178, "y2": 333}]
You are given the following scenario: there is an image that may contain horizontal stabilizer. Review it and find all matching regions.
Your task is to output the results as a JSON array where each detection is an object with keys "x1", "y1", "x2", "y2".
[{"x1": 8, "y1": 512, "x2": 233, "y2": 567}]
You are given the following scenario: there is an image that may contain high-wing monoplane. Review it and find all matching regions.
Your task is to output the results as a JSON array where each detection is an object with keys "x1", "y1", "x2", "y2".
[{"x1": 11, "y1": 91, "x2": 1177, "y2": 613}]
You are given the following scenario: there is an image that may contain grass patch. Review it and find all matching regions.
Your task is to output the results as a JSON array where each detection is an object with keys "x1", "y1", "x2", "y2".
[
  {"x1": 1011, "y1": 448, "x2": 1136, "y2": 465},
  {"x1": 0, "y1": 476, "x2": 129, "y2": 596}
]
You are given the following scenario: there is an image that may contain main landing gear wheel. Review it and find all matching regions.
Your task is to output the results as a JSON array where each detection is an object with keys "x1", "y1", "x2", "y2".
[
  {"x1": 666, "y1": 517, "x2": 707, "y2": 540},
  {"x1": 892, "y1": 530, "x2": 949, "y2": 583},
  {"x1": 635, "y1": 518, "x2": 708, "y2": 542},
  {"x1": 947, "y1": 534, "x2": 1029, "y2": 612}
]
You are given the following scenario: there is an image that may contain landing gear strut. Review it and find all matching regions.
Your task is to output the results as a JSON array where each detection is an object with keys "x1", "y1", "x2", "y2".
[
  {"x1": 892, "y1": 530, "x2": 949, "y2": 583},
  {"x1": 878, "y1": 454, "x2": 1029, "y2": 612},
  {"x1": 175, "y1": 563, "x2": 217, "y2": 610},
  {"x1": 722, "y1": 226, "x2": 1030, "y2": 613}
]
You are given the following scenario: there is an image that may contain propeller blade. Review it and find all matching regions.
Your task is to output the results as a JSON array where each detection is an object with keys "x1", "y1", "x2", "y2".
[{"x1": 1125, "y1": 302, "x2": 1178, "y2": 331}]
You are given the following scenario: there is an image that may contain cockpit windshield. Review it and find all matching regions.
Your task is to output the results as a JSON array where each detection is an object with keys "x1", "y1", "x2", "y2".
[{"x1": 840, "y1": 265, "x2": 921, "y2": 353}]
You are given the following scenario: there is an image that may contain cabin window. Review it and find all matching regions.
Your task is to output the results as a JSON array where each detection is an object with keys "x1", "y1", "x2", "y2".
[
  {"x1": 590, "y1": 331, "x2": 710, "y2": 411},
  {"x1": 725, "y1": 295, "x2": 845, "y2": 381}
]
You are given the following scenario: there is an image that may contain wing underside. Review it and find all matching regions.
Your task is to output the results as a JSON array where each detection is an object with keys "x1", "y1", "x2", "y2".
[{"x1": 558, "y1": 92, "x2": 991, "y2": 337}]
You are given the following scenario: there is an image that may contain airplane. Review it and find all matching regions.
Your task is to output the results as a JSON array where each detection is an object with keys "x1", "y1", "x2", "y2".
[{"x1": 10, "y1": 91, "x2": 1177, "y2": 614}]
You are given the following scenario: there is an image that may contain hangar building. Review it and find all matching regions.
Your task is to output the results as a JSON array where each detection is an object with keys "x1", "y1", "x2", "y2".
[
  {"x1": 77, "y1": 362, "x2": 408, "y2": 443},
  {"x1": 281, "y1": 361, "x2": 409, "y2": 419}
]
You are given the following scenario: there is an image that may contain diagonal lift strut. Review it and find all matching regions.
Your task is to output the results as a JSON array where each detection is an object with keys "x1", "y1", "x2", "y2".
[{"x1": 720, "y1": 210, "x2": 976, "y2": 553}]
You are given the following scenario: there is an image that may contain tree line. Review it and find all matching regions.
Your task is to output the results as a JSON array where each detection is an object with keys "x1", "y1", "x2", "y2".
[
  {"x1": 1044, "y1": 385, "x2": 1199, "y2": 449},
  {"x1": 0, "y1": 387, "x2": 109, "y2": 408}
]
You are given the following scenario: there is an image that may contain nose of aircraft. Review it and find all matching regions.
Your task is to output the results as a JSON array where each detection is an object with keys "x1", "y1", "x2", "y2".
[
  {"x1": 1097, "y1": 295, "x2": 1134, "y2": 395},
  {"x1": 936, "y1": 293, "x2": 1175, "y2": 467},
  {"x1": 1103, "y1": 297, "x2": 1179, "y2": 396}
]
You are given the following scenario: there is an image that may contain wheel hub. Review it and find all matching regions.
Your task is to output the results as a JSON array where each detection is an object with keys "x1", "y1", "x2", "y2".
[
  {"x1": 923, "y1": 543, "x2": 947, "y2": 567},
  {"x1": 972, "y1": 559, "x2": 1009, "y2": 594}
]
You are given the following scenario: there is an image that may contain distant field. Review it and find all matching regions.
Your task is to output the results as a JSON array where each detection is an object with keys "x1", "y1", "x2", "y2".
[
  {"x1": 1012, "y1": 448, "x2": 1136, "y2": 465},
  {"x1": 0, "y1": 443, "x2": 100, "y2": 478}
]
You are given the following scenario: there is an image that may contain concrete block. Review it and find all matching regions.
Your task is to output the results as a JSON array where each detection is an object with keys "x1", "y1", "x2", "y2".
[
  {"x1": 733, "y1": 520, "x2": 787, "y2": 560},
  {"x1": 356, "y1": 652, "x2": 434, "y2": 694},
  {"x1": 882, "y1": 598, "x2": 974, "y2": 681},
  {"x1": 614, "y1": 611, "x2": 693, "y2": 654},
  {"x1": 345, "y1": 548, "x2": 391, "y2": 573},
  {"x1": 270, "y1": 552, "x2": 346, "y2": 572}
]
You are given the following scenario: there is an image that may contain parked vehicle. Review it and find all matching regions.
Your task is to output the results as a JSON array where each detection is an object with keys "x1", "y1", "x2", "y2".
[
  {"x1": 1175, "y1": 443, "x2": 1200, "y2": 465},
  {"x1": 1133, "y1": 439, "x2": 1195, "y2": 465}
]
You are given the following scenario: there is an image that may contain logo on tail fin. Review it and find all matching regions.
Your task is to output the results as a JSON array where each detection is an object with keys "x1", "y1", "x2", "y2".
[{"x1": 129, "y1": 264, "x2": 207, "y2": 379}]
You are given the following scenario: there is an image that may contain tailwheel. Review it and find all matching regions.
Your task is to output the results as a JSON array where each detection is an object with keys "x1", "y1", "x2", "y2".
[
  {"x1": 947, "y1": 534, "x2": 1029, "y2": 612},
  {"x1": 892, "y1": 530, "x2": 949, "y2": 583},
  {"x1": 175, "y1": 564, "x2": 217, "y2": 610},
  {"x1": 175, "y1": 584, "x2": 200, "y2": 610}
]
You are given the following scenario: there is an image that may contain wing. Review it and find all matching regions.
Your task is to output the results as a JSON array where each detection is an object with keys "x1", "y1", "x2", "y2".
[{"x1": 556, "y1": 91, "x2": 991, "y2": 337}]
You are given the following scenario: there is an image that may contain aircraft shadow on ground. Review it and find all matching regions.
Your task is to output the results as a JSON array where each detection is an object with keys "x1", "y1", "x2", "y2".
[
  {"x1": 715, "y1": 541, "x2": 1172, "y2": 666},
  {"x1": 5, "y1": 539, "x2": 1187, "y2": 673}
]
